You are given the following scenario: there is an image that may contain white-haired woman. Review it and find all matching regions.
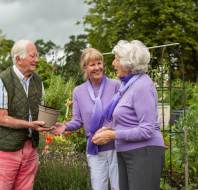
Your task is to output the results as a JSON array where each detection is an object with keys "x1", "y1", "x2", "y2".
[
  {"x1": 93, "y1": 40, "x2": 165, "y2": 190},
  {"x1": 52, "y1": 48, "x2": 120, "y2": 190}
]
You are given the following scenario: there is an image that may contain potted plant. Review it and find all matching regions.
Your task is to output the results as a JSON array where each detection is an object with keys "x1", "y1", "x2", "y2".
[{"x1": 38, "y1": 75, "x2": 67, "y2": 128}]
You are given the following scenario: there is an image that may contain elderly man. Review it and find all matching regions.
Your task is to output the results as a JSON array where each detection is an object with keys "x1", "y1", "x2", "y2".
[{"x1": 0, "y1": 40, "x2": 49, "y2": 190}]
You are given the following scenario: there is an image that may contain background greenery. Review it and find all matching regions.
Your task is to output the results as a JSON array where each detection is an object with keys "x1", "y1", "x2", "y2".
[{"x1": 1, "y1": 1, "x2": 198, "y2": 189}]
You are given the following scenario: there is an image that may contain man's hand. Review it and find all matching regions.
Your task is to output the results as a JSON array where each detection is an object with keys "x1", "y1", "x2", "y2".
[
  {"x1": 30, "y1": 121, "x2": 53, "y2": 132},
  {"x1": 92, "y1": 129, "x2": 116, "y2": 145},
  {"x1": 50, "y1": 122, "x2": 66, "y2": 135}
]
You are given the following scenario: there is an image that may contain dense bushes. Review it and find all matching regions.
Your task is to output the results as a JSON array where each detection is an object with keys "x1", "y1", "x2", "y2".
[
  {"x1": 34, "y1": 73, "x2": 88, "y2": 189},
  {"x1": 162, "y1": 81, "x2": 198, "y2": 189},
  {"x1": 35, "y1": 132, "x2": 88, "y2": 190},
  {"x1": 34, "y1": 152, "x2": 90, "y2": 190}
]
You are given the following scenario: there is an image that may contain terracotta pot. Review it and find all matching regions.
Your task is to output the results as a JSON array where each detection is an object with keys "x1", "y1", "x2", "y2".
[{"x1": 38, "y1": 105, "x2": 60, "y2": 128}]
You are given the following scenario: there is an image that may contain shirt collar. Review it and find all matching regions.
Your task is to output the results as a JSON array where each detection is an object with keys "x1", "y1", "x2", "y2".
[{"x1": 13, "y1": 65, "x2": 33, "y2": 82}]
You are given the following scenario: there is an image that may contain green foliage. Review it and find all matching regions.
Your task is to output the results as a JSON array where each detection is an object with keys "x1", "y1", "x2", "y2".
[
  {"x1": 61, "y1": 35, "x2": 87, "y2": 85},
  {"x1": 45, "y1": 129, "x2": 86, "y2": 154},
  {"x1": 155, "y1": 79, "x2": 197, "y2": 110},
  {"x1": 59, "y1": 77, "x2": 76, "y2": 121},
  {"x1": 64, "y1": 77, "x2": 76, "y2": 101},
  {"x1": 35, "y1": 39, "x2": 57, "y2": 57},
  {"x1": 170, "y1": 80, "x2": 198, "y2": 109},
  {"x1": 160, "y1": 179, "x2": 177, "y2": 190},
  {"x1": 158, "y1": 79, "x2": 198, "y2": 110},
  {"x1": 47, "y1": 135, "x2": 76, "y2": 154},
  {"x1": 0, "y1": 38, "x2": 14, "y2": 72},
  {"x1": 83, "y1": 0, "x2": 198, "y2": 81},
  {"x1": 42, "y1": 75, "x2": 67, "y2": 110},
  {"x1": 36, "y1": 58, "x2": 54, "y2": 88},
  {"x1": 163, "y1": 81, "x2": 198, "y2": 188},
  {"x1": 174, "y1": 103, "x2": 198, "y2": 184},
  {"x1": 64, "y1": 128, "x2": 87, "y2": 153},
  {"x1": 35, "y1": 133, "x2": 89, "y2": 190},
  {"x1": 34, "y1": 153, "x2": 90, "y2": 190}
]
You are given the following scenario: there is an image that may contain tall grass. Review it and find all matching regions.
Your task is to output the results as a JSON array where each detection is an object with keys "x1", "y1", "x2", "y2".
[{"x1": 34, "y1": 153, "x2": 90, "y2": 190}]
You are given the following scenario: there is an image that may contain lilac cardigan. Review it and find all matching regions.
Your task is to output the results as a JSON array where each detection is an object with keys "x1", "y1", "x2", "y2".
[
  {"x1": 66, "y1": 77, "x2": 120, "y2": 152},
  {"x1": 113, "y1": 74, "x2": 165, "y2": 152}
]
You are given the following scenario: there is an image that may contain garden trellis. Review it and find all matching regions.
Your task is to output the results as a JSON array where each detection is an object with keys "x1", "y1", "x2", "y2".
[
  {"x1": 104, "y1": 43, "x2": 189, "y2": 189},
  {"x1": 148, "y1": 43, "x2": 189, "y2": 189}
]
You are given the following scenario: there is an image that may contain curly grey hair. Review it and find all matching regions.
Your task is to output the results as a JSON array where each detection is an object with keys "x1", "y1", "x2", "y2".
[{"x1": 112, "y1": 40, "x2": 150, "y2": 73}]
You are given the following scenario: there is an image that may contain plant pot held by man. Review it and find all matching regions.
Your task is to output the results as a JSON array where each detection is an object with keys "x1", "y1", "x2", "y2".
[{"x1": 38, "y1": 75, "x2": 67, "y2": 128}]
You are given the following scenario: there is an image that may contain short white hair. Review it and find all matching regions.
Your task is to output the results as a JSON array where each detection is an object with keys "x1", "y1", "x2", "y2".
[
  {"x1": 11, "y1": 40, "x2": 32, "y2": 64},
  {"x1": 112, "y1": 40, "x2": 150, "y2": 73}
]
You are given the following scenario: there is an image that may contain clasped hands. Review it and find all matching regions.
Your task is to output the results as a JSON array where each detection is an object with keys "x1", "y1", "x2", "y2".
[{"x1": 92, "y1": 127, "x2": 116, "y2": 145}]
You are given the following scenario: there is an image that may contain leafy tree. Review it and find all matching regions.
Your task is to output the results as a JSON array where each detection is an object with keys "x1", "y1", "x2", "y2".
[
  {"x1": 35, "y1": 39, "x2": 57, "y2": 57},
  {"x1": 36, "y1": 58, "x2": 54, "y2": 88},
  {"x1": 61, "y1": 34, "x2": 87, "y2": 84},
  {"x1": 83, "y1": 0, "x2": 198, "y2": 81},
  {"x1": 0, "y1": 36, "x2": 14, "y2": 72}
]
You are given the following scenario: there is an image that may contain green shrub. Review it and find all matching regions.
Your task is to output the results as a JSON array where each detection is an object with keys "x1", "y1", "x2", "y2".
[
  {"x1": 174, "y1": 103, "x2": 198, "y2": 184},
  {"x1": 170, "y1": 80, "x2": 198, "y2": 109},
  {"x1": 36, "y1": 58, "x2": 54, "y2": 88},
  {"x1": 42, "y1": 75, "x2": 67, "y2": 110},
  {"x1": 64, "y1": 128, "x2": 87, "y2": 153},
  {"x1": 48, "y1": 128, "x2": 87, "y2": 154},
  {"x1": 163, "y1": 83, "x2": 198, "y2": 188},
  {"x1": 160, "y1": 179, "x2": 177, "y2": 190},
  {"x1": 34, "y1": 153, "x2": 90, "y2": 190}
]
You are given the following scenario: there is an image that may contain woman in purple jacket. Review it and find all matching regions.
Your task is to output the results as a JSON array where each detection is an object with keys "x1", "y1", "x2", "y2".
[
  {"x1": 52, "y1": 48, "x2": 120, "y2": 190},
  {"x1": 93, "y1": 40, "x2": 165, "y2": 190}
]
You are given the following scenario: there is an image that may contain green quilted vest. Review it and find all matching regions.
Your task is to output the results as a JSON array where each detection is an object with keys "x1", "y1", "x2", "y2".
[{"x1": 0, "y1": 67, "x2": 42, "y2": 151}]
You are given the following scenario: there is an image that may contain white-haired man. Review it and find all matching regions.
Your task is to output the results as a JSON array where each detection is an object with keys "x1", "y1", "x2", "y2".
[{"x1": 0, "y1": 40, "x2": 49, "y2": 190}]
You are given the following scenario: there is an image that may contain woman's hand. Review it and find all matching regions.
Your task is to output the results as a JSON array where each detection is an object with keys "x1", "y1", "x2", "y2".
[
  {"x1": 50, "y1": 122, "x2": 67, "y2": 135},
  {"x1": 95, "y1": 126, "x2": 111, "y2": 134},
  {"x1": 92, "y1": 129, "x2": 116, "y2": 145}
]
